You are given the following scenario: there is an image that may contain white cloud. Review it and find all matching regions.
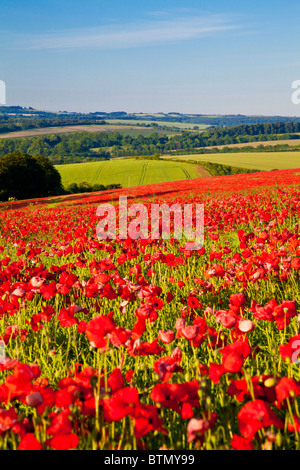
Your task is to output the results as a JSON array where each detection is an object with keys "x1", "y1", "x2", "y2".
[{"x1": 15, "y1": 13, "x2": 243, "y2": 51}]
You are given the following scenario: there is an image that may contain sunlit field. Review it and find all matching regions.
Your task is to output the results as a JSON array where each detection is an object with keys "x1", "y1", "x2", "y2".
[
  {"x1": 56, "y1": 159, "x2": 208, "y2": 189},
  {"x1": 163, "y1": 151, "x2": 300, "y2": 171},
  {"x1": 0, "y1": 168, "x2": 300, "y2": 450}
]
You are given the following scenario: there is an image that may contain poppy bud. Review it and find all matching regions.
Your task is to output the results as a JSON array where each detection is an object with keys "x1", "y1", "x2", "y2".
[
  {"x1": 275, "y1": 431, "x2": 283, "y2": 447},
  {"x1": 26, "y1": 392, "x2": 43, "y2": 407},
  {"x1": 264, "y1": 377, "x2": 277, "y2": 388}
]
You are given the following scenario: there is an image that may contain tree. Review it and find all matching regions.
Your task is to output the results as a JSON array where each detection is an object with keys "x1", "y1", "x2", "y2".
[
  {"x1": 0, "y1": 152, "x2": 64, "y2": 201},
  {"x1": 32, "y1": 154, "x2": 64, "y2": 196}
]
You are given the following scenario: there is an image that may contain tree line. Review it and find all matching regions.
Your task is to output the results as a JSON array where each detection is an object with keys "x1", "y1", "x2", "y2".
[
  {"x1": 171, "y1": 142, "x2": 300, "y2": 156},
  {"x1": 3, "y1": 106, "x2": 300, "y2": 127},
  {"x1": 0, "y1": 122, "x2": 299, "y2": 162},
  {"x1": 0, "y1": 152, "x2": 121, "y2": 202},
  {"x1": 0, "y1": 150, "x2": 262, "y2": 202},
  {"x1": 0, "y1": 116, "x2": 106, "y2": 134}
]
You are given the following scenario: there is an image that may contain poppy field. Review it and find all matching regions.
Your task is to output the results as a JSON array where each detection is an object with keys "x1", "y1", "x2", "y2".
[
  {"x1": 56, "y1": 158, "x2": 205, "y2": 189},
  {"x1": 1, "y1": 169, "x2": 300, "y2": 451}
]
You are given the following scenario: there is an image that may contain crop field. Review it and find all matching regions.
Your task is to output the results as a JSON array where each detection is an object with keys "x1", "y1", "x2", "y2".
[
  {"x1": 2, "y1": 0, "x2": 300, "y2": 453},
  {"x1": 0, "y1": 168, "x2": 300, "y2": 451},
  {"x1": 104, "y1": 119, "x2": 210, "y2": 131},
  {"x1": 163, "y1": 151, "x2": 300, "y2": 171},
  {"x1": 56, "y1": 159, "x2": 209, "y2": 188},
  {"x1": 0, "y1": 124, "x2": 177, "y2": 140},
  {"x1": 201, "y1": 139, "x2": 300, "y2": 150}
]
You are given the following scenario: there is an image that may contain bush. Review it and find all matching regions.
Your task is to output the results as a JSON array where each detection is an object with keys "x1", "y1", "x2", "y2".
[
  {"x1": 0, "y1": 152, "x2": 64, "y2": 201},
  {"x1": 32, "y1": 154, "x2": 64, "y2": 196},
  {"x1": 64, "y1": 182, "x2": 122, "y2": 194}
]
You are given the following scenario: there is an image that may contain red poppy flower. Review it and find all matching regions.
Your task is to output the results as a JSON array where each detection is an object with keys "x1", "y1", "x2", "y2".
[
  {"x1": 238, "y1": 399, "x2": 283, "y2": 440},
  {"x1": 181, "y1": 325, "x2": 199, "y2": 340},
  {"x1": 58, "y1": 308, "x2": 78, "y2": 327},
  {"x1": 208, "y1": 363, "x2": 226, "y2": 384},
  {"x1": 127, "y1": 337, "x2": 164, "y2": 356},
  {"x1": 46, "y1": 409, "x2": 73, "y2": 437},
  {"x1": 18, "y1": 433, "x2": 42, "y2": 450},
  {"x1": 275, "y1": 377, "x2": 300, "y2": 405},
  {"x1": 231, "y1": 434, "x2": 254, "y2": 450},
  {"x1": 131, "y1": 404, "x2": 166, "y2": 439},
  {"x1": 153, "y1": 356, "x2": 184, "y2": 383},
  {"x1": 0, "y1": 407, "x2": 18, "y2": 433},
  {"x1": 187, "y1": 296, "x2": 200, "y2": 309},
  {"x1": 103, "y1": 387, "x2": 140, "y2": 422},
  {"x1": 166, "y1": 292, "x2": 174, "y2": 303},
  {"x1": 85, "y1": 314, "x2": 115, "y2": 349},
  {"x1": 228, "y1": 375, "x2": 276, "y2": 404},
  {"x1": 108, "y1": 326, "x2": 131, "y2": 347},
  {"x1": 5, "y1": 363, "x2": 37, "y2": 399},
  {"x1": 47, "y1": 433, "x2": 79, "y2": 450},
  {"x1": 150, "y1": 380, "x2": 200, "y2": 418},
  {"x1": 131, "y1": 317, "x2": 146, "y2": 340},
  {"x1": 215, "y1": 310, "x2": 237, "y2": 329},
  {"x1": 40, "y1": 281, "x2": 56, "y2": 300},
  {"x1": 279, "y1": 334, "x2": 300, "y2": 362},
  {"x1": 287, "y1": 411, "x2": 300, "y2": 432},
  {"x1": 291, "y1": 257, "x2": 300, "y2": 270},
  {"x1": 158, "y1": 330, "x2": 175, "y2": 344},
  {"x1": 241, "y1": 248, "x2": 252, "y2": 259},
  {"x1": 107, "y1": 368, "x2": 124, "y2": 393},
  {"x1": 219, "y1": 339, "x2": 251, "y2": 373},
  {"x1": 187, "y1": 413, "x2": 218, "y2": 443}
]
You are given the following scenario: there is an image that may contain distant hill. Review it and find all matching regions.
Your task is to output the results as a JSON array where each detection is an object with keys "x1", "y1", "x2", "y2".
[
  {"x1": 2, "y1": 106, "x2": 300, "y2": 127},
  {"x1": 102, "y1": 112, "x2": 300, "y2": 127}
]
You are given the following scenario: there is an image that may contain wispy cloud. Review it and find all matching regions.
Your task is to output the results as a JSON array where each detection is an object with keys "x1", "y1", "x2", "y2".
[{"x1": 12, "y1": 13, "x2": 244, "y2": 51}]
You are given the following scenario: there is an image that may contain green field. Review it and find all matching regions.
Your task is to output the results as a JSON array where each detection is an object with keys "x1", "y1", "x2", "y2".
[
  {"x1": 162, "y1": 151, "x2": 300, "y2": 171},
  {"x1": 56, "y1": 158, "x2": 207, "y2": 188},
  {"x1": 0, "y1": 123, "x2": 180, "y2": 141},
  {"x1": 104, "y1": 125, "x2": 179, "y2": 137}
]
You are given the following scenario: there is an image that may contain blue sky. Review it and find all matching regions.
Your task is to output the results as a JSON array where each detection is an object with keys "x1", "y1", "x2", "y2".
[{"x1": 1, "y1": 0, "x2": 300, "y2": 116}]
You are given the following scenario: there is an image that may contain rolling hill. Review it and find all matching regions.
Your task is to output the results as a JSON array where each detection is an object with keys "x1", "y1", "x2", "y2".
[{"x1": 56, "y1": 158, "x2": 210, "y2": 189}]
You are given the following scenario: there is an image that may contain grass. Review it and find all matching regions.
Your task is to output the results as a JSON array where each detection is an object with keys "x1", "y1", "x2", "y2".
[
  {"x1": 56, "y1": 158, "x2": 208, "y2": 189},
  {"x1": 162, "y1": 150, "x2": 300, "y2": 171}
]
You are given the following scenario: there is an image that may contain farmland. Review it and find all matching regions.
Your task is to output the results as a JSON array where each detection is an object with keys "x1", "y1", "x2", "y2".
[
  {"x1": 1, "y1": 116, "x2": 300, "y2": 451},
  {"x1": 0, "y1": 123, "x2": 178, "y2": 140},
  {"x1": 103, "y1": 119, "x2": 210, "y2": 131},
  {"x1": 200, "y1": 138, "x2": 300, "y2": 150},
  {"x1": 1, "y1": 168, "x2": 300, "y2": 451},
  {"x1": 163, "y1": 150, "x2": 300, "y2": 171},
  {"x1": 2, "y1": 0, "x2": 300, "y2": 452},
  {"x1": 56, "y1": 158, "x2": 209, "y2": 189},
  {"x1": 1, "y1": 121, "x2": 300, "y2": 166}
]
